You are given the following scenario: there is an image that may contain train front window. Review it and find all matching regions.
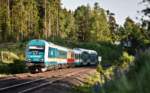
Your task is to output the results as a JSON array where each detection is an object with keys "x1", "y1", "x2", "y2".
[{"x1": 28, "y1": 46, "x2": 45, "y2": 55}]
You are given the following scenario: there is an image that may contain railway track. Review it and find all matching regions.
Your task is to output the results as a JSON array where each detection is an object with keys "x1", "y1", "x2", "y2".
[{"x1": 0, "y1": 67, "x2": 93, "y2": 93}]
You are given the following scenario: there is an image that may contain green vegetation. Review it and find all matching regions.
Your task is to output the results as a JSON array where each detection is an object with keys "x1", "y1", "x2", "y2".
[
  {"x1": 100, "y1": 50, "x2": 150, "y2": 93},
  {"x1": 0, "y1": 43, "x2": 27, "y2": 74},
  {"x1": 0, "y1": 60, "x2": 27, "y2": 74},
  {"x1": 1, "y1": 1, "x2": 148, "y2": 45},
  {"x1": 73, "y1": 72, "x2": 100, "y2": 93},
  {"x1": 0, "y1": 0, "x2": 113, "y2": 43},
  {"x1": 0, "y1": 1, "x2": 150, "y2": 92},
  {"x1": 75, "y1": 49, "x2": 150, "y2": 93}
]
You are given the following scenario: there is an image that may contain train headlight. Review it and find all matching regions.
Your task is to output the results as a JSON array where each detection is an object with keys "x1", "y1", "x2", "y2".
[
  {"x1": 28, "y1": 59, "x2": 31, "y2": 62},
  {"x1": 40, "y1": 59, "x2": 44, "y2": 62}
]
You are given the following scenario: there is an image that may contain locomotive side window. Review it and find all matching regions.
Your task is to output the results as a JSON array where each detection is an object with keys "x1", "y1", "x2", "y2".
[{"x1": 48, "y1": 47, "x2": 56, "y2": 58}]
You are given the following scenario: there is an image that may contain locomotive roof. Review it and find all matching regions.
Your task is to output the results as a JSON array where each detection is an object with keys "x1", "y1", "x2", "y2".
[{"x1": 28, "y1": 39, "x2": 70, "y2": 51}]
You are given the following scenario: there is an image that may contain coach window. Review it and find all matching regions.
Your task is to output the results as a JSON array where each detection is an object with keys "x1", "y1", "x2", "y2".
[{"x1": 58, "y1": 50, "x2": 67, "y2": 58}]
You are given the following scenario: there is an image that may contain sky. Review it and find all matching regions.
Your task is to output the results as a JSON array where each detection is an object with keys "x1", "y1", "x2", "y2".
[{"x1": 61, "y1": 0, "x2": 144, "y2": 25}]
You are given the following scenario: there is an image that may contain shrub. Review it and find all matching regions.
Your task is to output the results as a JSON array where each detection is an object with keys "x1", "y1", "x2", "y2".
[
  {"x1": 99, "y1": 49, "x2": 150, "y2": 93},
  {"x1": 0, "y1": 51, "x2": 19, "y2": 63},
  {"x1": 0, "y1": 62, "x2": 9, "y2": 74},
  {"x1": 120, "y1": 52, "x2": 135, "y2": 64},
  {"x1": 8, "y1": 59, "x2": 27, "y2": 74},
  {"x1": 118, "y1": 52, "x2": 135, "y2": 72},
  {"x1": 134, "y1": 49, "x2": 150, "y2": 72},
  {"x1": 0, "y1": 60, "x2": 27, "y2": 74}
]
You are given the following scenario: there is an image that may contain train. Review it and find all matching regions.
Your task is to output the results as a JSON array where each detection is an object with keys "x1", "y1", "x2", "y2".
[{"x1": 25, "y1": 39, "x2": 99, "y2": 73}]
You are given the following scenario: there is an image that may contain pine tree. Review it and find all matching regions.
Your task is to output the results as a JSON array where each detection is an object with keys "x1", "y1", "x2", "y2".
[
  {"x1": 74, "y1": 5, "x2": 91, "y2": 42},
  {"x1": 90, "y1": 3, "x2": 110, "y2": 42},
  {"x1": 107, "y1": 11, "x2": 120, "y2": 42},
  {"x1": 0, "y1": 0, "x2": 11, "y2": 42}
]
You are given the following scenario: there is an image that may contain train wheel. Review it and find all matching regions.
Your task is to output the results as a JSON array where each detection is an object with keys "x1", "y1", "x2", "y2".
[
  {"x1": 57, "y1": 64, "x2": 61, "y2": 69},
  {"x1": 71, "y1": 64, "x2": 75, "y2": 68},
  {"x1": 62, "y1": 64, "x2": 67, "y2": 69},
  {"x1": 29, "y1": 67, "x2": 36, "y2": 74}
]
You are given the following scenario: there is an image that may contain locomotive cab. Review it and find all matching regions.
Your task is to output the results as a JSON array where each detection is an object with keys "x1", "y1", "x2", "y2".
[{"x1": 25, "y1": 40, "x2": 47, "y2": 73}]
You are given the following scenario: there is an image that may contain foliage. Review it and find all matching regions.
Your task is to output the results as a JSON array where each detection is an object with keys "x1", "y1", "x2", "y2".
[
  {"x1": 0, "y1": 43, "x2": 26, "y2": 74},
  {"x1": 89, "y1": 3, "x2": 111, "y2": 42},
  {"x1": 0, "y1": 51, "x2": 19, "y2": 63},
  {"x1": 141, "y1": 0, "x2": 150, "y2": 31},
  {"x1": 8, "y1": 59, "x2": 27, "y2": 74},
  {"x1": 0, "y1": 59, "x2": 27, "y2": 74},
  {"x1": 120, "y1": 52, "x2": 135, "y2": 65},
  {"x1": 120, "y1": 17, "x2": 148, "y2": 55},
  {"x1": 0, "y1": 1, "x2": 117, "y2": 43},
  {"x1": 107, "y1": 11, "x2": 120, "y2": 42},
  {"x1": 100, "y1": 49, "x2": 150, "y2": 93},
  {"x1": 75, "y1": 49, "x2": 150, "y2": 93}
]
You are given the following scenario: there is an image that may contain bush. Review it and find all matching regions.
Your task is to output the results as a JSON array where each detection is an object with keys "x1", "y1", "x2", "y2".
[
  {"x1": 0, "y1": 51, "x2": 19, "y2": 63},
  {"x1": 99, "y1": 49, "x2": 150, "y2": 93},
  {"x1": 0, "y1": 60, "x2": 27, "y2": 74},
  {"x1": 120, "y1": 52, "x2": 135, "y2": 64},
  {"x1": 0, "y1": 62, "x2": 9, "y2": 74},
  {"x1": 134, "y1": 49, "x2": 150, "y2": 72},
  {"x1": 119, "y1": 52, "x2": 135, "y2": 71},
  {"x1": 8, "y1": 59, "x2": 27, "y2": 74}
]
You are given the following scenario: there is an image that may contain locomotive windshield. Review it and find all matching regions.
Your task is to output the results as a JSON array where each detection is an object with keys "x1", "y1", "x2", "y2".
[{"x1": 27, "y1": 46, "x2": 45, "y2": 55}]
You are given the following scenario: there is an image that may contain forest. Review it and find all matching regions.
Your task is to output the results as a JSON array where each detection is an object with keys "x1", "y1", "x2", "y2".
[
  {"x1": 0, "y1": 0, "x2": 150, "y2": 73},
  {"x1": 0, "y1": 0, "x2": 149, "y2": 45},
  {"x1": 0, "y1": 0, "x2": 150, "y2": 93}
]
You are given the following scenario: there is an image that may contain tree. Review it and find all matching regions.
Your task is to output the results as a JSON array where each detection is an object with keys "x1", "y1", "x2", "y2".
[
  {"x1": 0, "y1": 1, "x2": 117, "y2": 43},
  {"x1": 107, "y1": 11, "x2": 119, "y2": 42},
  {"x1": 0, "y1": 0, "x2": 11, "y2": 42},
  {"x1": 122, "y1": 17, "x2": 147, "y2": 54},
  {"x1": 141, "y1": 0, "x2": 150, "y2": 40},
  {"x1": 90, "y1": 3, "x2": 111, "y2": 42},
  {"x1": 10, "y1": 0, "x2": 39, "y2": 41},
  {"x1": 59, "y1": 9, "x2": 76, "y2": 41},
  {"x1": 74, "y1": 5, "x2": 91, "y2": 42},
  {"x1": 25, "y1": 0, "x2": 39, "y2": 40}
]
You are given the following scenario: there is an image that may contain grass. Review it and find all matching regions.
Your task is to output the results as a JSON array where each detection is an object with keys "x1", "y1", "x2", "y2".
[{"x1": 73, "y1": 72, "x2": 100, "y2": 93}]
